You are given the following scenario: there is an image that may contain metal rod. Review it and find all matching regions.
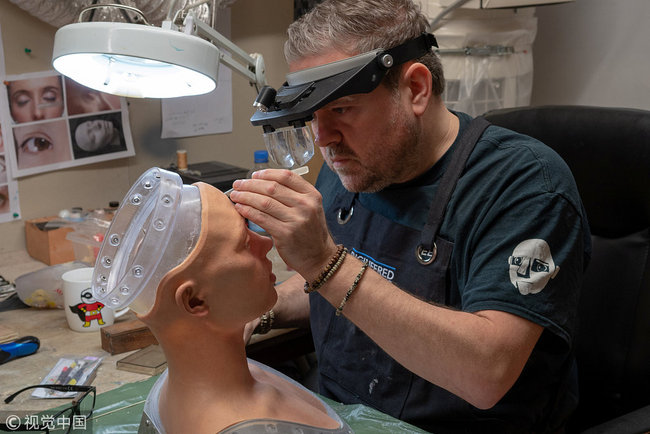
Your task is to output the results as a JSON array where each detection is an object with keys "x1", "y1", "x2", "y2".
[{"x1": 77, "y1": 3, "x2": 150, "y2": 25}]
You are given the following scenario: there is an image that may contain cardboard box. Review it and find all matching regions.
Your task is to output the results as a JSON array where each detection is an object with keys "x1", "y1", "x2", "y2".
[{"x1": 24, "y1": 217, "x2": 75, "y2": 265}]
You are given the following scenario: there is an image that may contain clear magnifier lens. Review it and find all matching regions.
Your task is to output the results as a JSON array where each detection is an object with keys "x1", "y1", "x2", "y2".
[
  {"x1": 263, "y1": 129, "x2": 293, "y2": 168},
  {"x1": 263, "y1": 126, "x2": 314, "y2": 168},
  {"x1": 288, "y1": 126, "x2": 315, "y2": 167}
]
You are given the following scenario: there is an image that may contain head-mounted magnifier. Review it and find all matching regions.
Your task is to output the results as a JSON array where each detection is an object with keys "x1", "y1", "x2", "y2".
[
  {"x1": 250, "y1": 33, "x2": 437, "y2": 167},
  {"x1": 91, "y1": 168, "x2": 202, "y2": 315}
]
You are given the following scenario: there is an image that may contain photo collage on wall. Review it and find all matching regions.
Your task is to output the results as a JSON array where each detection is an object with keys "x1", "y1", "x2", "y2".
[{"x1": 0, "y1": 70, "x2": 134, "y2": 179}]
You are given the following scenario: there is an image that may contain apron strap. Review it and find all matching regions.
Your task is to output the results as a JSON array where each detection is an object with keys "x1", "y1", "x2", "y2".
[{"x1": 418, "y1": 116, "x2": 491, "y2": 263}]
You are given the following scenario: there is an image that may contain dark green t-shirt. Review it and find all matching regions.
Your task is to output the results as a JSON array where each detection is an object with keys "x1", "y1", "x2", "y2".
[{"x1": 314, "y1": 111, "x2": 591, "y2": 432}]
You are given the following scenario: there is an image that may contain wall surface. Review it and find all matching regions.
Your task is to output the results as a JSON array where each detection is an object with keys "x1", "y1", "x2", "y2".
[
  {"x1": 531, "y1": 0, "x2": 649, "y2": 109},
  {"x1": 0, "y1": 0, "x2": 295, "y2": 253}
]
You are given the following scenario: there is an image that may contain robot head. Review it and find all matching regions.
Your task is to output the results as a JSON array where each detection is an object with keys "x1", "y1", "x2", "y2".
[
  {"x1": 91, "y1": 167, "x2": 201, "y2": 315},
  {"x1": 508, "y1": 239, "x2": 560, "y2": 295}
]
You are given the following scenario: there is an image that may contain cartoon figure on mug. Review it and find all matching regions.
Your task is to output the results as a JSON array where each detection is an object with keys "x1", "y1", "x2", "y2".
[
  {"x1": 69, "y1": 113, "x2": 126, "y2": 158},
  {"x1": 69, "y1": 289, "x2": 106, "y2": 328}
]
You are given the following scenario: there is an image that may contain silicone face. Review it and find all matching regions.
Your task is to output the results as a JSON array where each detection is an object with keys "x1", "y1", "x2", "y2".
[
  {"x1": 92, "y1": 167, "x2": 201, "y2": 314},
  {"x1": 147, "y1": 181, "x2": 278, "y2": 329}
]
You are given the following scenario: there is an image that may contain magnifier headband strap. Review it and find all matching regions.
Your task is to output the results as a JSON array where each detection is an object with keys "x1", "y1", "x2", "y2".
[
  {"x1": 286, "y1": 33, "x2": 437, "y2": 87},
  {"x1": 384, "y1": 33, "x2": 438, "y2": 66}
]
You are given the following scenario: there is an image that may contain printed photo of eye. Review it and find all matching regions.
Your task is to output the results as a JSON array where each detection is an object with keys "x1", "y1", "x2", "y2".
[
  {"x1": 0, "y1": 185, "x2": 9, "y2": 214},
  {"x1": 5, "y1": 75, "x2": 64, "y2": 124},
  {"x1": 13, "y1": 119, "x2": 72, "y2": 170}
]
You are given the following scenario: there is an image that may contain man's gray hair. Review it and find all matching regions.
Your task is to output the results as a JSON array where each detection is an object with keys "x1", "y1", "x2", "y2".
[{"x1": 285, "y1": 0, "x2": 445, "y2": 95}]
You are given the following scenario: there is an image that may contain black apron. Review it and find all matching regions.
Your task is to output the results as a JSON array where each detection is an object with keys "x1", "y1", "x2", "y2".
[{"x1": 310, "y1": 118, "x2": 491, "y2": 431}]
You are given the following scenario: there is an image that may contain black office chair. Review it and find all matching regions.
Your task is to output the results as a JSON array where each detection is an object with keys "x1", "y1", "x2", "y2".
[{"x1": 483, "y1": 105, "x2": 650, "y2": 433}]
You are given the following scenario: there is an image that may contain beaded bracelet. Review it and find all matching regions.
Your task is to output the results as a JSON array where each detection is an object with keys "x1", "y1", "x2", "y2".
[
  {"x1": 313, "y1": 248, "x2": 347, "y2": 291},
  {"x1": 336, "y1": 262, "x2": 369, "y2": 316},
  {"x1": 257, "y1": 309, "x2": 275, "y2": 334},
  {"x1": 304, "y1": 244, "x2": 347, "y2": 293}
]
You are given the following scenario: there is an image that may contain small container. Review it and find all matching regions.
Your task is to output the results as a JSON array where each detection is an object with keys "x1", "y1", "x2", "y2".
[
  {"x1": 65, "y1": 217, "x2": 111, "y2": 265},
  {"x1": 246, "y1": 150, "x2": 270, "y2": 178},
  {"x1": 15, "y1": 262, "x2": 88, "y2": 308}
]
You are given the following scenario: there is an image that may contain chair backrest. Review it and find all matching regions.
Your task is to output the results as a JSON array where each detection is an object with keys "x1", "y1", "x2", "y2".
[{"x1": 483, "y1": 105, "x2": 650, "y2": 431}]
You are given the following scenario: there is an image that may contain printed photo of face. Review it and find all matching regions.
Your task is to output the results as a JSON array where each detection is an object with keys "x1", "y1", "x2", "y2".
[
  {"x1": 6, "y1": 75, "x2": 64, "y2": 123},
  {"x1": 0, "y1": 185, "x2": 9, "y2": 214},
  {"x1": 70, "y1": 113, "x2": 126, "y2": 158},
  {"x1": 65, "y1": 79, "x2": 121, "y2": 116},
  {"x1": 13, "y1": 120, "x2": 72, "y2": 170},
  {"x1": 75, "y1": 119, "x2": 120, "y2": 152}
]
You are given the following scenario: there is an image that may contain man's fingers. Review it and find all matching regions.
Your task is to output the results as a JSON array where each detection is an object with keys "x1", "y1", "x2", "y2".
[{"x1": 240, "y1": 168, "x2": 313, "y2": 194}]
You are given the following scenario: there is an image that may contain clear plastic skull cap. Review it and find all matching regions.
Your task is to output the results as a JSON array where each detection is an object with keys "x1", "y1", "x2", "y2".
[{"x1": 91, "y1": 167, "x2": 201, "y2": 315}]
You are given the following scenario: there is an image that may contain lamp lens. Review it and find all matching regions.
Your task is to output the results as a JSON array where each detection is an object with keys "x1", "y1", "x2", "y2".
[{"x1": 53, "y1": 53, "x2": 216, "y2": 98}]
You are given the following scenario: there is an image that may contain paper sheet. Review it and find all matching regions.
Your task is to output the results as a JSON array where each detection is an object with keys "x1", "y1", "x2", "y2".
[{"x1": 160, "y1": 8, "x2": 233, "y2": 138}]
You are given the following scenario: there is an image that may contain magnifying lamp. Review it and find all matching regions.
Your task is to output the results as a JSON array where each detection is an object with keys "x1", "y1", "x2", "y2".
[
  {"x1": 52, "y1": 2, "x2": 265, "y2": 98},
  {"x1": 51, "y1": 2, "x2": 312, "y2": 167}
]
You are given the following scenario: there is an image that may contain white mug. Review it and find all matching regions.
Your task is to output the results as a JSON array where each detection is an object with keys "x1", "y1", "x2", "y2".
[{"x1": 62, "y1": 267, "x2": 129, "y2": 333}]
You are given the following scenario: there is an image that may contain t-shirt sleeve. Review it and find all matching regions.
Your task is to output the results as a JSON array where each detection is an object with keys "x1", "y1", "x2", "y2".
[{"x1": 461, "y1": 187, "x2": 588, "y2": 344}]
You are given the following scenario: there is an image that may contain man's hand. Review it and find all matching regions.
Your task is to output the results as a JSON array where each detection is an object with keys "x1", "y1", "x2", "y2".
[{"x1": 229, "y1": 169, "x2": 338, "y2": 280}]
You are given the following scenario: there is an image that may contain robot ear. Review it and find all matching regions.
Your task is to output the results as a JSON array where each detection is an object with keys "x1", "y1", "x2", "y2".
[
  {"x1": 175, "y1": 281, "x2": 208, "y2": 316},
  {"x1": 551, "y1": 265, "x2": 560, "y2": 279}
]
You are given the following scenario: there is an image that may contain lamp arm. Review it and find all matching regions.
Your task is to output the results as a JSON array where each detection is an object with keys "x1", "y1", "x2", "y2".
[{"x1": 187, "y1": 14, "x2": 267, "y2": 88}]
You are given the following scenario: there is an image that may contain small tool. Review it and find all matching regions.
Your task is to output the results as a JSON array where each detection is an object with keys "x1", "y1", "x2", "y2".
[
  {"x1": 224, "y1": 165, "x2": 309, "y2": 197},
  {"x1": 0, "y1": 336, "x2": 40, "y2": 365}
]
